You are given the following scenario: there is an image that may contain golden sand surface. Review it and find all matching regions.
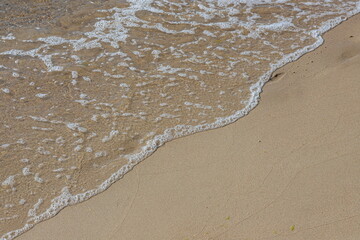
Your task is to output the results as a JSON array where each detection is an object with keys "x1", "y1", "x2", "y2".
[{"x1": 16, "y1": 12, "x2": 360, "y2": 240}]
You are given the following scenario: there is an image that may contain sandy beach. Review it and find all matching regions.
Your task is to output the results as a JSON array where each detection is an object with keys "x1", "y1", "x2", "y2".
[{"x1": 13, "y1": 12, "x2": 360, "y2": 240}]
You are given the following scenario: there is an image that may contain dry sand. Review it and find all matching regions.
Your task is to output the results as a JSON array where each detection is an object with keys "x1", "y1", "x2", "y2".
[{"x1": 17, "y1": 14, "x2": 360, "y2": 240}]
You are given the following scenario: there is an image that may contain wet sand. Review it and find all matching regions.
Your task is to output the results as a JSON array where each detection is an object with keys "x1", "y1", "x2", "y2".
[{"x1": 16, "y1": 13, "x2": 360, "y2": 240}]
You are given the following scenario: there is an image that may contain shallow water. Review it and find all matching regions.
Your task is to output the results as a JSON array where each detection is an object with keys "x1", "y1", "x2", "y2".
[{"x1": 0, "y1": 1, "x2": 359, "y2": 239}]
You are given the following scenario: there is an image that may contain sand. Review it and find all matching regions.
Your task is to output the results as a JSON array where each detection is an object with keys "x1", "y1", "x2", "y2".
[{"x1": 17, "y1": 14, "x2": 360, "y2": 240}]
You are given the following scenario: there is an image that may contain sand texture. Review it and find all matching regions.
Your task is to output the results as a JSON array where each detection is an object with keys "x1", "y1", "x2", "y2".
[{"x1": 16, "y1": 14, "x2": 360, "y2": 240}]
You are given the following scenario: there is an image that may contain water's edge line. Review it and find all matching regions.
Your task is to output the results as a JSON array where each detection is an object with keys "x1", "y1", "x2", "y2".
[{"x1": 2, "y1": 9, "x2": 359, "y2": 240}]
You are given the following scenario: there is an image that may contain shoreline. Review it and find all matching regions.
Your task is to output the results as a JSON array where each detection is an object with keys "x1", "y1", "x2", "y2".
[
  {"x1": 3, "y1": 5, "x2": 359, "y2": 240},
  {"x1": 13, "y1": 12, "x2": 360, "y2": 240}
]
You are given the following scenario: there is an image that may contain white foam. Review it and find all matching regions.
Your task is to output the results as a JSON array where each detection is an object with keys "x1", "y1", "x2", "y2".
[
  {"x1": 95, "y1": 151, "x2": 108, "y2": 158},
  {"x1": 1, "y1": 88, "x2": 10, "y2": 94},
  {"x1": 1, "y1": 33, "x2": 16, "y2": 40},
  {"x1": 66, "y1": 123, "x2": 88, "y2": 133},
  {"x1": 1, "y1": 176, "x2": 15, "y2": 187},
  {"x1": 102, "y1": 130, "x2": 119, "y2": 143},
  {"x1": 35, "y1": 93, "x2": 48, "y2": 99},
  {"x1": 258, "y1": 20, "x2": 295, "y2": 32},
  {"x1": 0, "y1": 143, "x2": 10, "y2": 149},
  {"x1": 34, "y1": 173, "x2": 44, "y2": 184},
  {"x1": 27, "y1": 199, "x2": 43, "y2": 217},
  {"x1": 22, "y1": 167, "x2": 32, "y2": 176}
]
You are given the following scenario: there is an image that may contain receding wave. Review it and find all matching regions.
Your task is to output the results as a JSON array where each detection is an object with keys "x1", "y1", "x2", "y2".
[{"x1": 1, "y1": 0, "x2": 359, "y2": 239}]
